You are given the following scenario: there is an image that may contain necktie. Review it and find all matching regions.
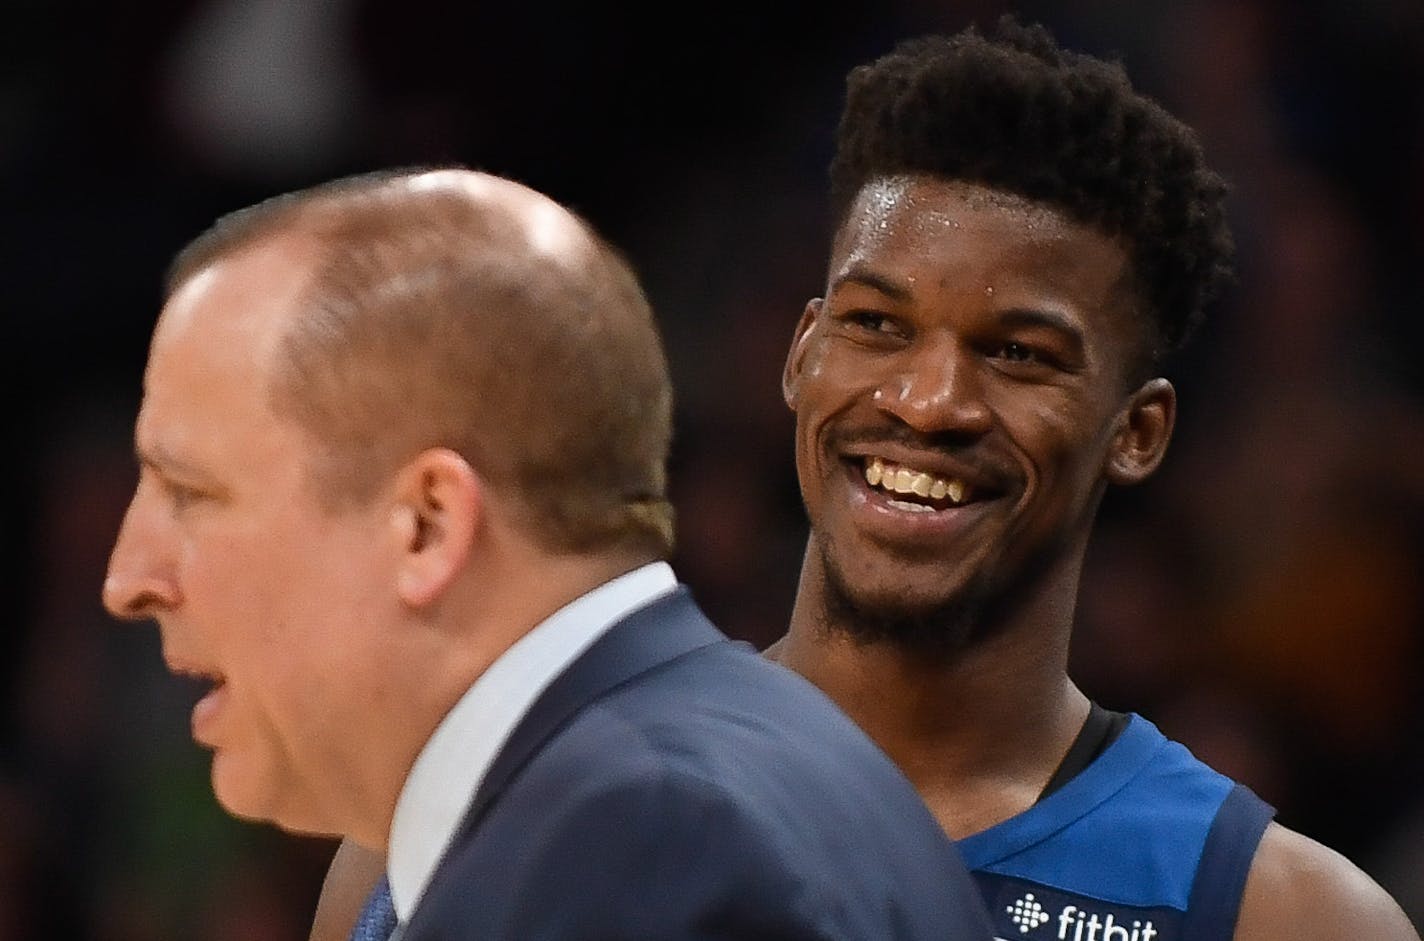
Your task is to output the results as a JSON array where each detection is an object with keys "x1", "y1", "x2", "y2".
[{"x1": 348, "y1": 873, "x2": 398, "y2": 941}]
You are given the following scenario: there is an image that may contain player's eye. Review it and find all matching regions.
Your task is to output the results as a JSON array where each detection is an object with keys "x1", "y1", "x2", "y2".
[{"x1": 1000, "y1": 341, "x2": 1036, "y2": 362}]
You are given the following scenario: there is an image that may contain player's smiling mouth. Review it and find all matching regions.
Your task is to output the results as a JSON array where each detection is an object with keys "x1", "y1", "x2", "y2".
[{"x1": 860, "y1": 456, "x2": 972, "y2": 511}]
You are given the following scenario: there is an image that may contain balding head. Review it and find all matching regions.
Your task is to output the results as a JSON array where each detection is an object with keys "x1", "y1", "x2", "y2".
[
  {"x1": 403, "y1": 169, "x2": 596, "y2": 260},
  {"x1": 166, "y1": 167, "x2": 675, "y2": 558}
]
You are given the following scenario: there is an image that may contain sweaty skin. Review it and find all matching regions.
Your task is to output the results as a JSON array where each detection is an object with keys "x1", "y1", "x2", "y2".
[
  {"x1": 773, "y1": 178, "x2": 1419, "y2": 941},
  {"x1": 776, "y1": 177, "x2": 1159, "y2": 839}
]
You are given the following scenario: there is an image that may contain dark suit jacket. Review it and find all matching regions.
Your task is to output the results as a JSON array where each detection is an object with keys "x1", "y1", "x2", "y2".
[{"x1": 402, "y1": 587, "x2": 993, "y2": 940}]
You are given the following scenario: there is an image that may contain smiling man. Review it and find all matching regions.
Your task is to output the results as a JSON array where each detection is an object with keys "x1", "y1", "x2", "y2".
[
  {"x1": 781, "y1": 178, "x2": 1145, "y2": 659},
  {"x1": 770, "y1": 17, "x2": 1418, "y2": 941}
]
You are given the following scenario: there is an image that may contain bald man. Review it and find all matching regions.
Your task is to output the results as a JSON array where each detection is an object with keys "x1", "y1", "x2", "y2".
[{"x1": 102, "y1": 167, "x2": 993, "y2": 939}]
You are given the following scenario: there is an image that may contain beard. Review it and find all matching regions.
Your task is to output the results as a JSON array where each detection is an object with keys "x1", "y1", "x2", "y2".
[
  {"x1": 815, "y1": 523, "x2": 1078, "y2": 663},
  {"x1": 818, "y1": 541, "x2": 988, "y2": 661}
]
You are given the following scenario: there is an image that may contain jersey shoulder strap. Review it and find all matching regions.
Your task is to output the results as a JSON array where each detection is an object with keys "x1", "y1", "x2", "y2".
[{"x1": 1181, "y1": 782, "x2": 1276, "y2": 941}]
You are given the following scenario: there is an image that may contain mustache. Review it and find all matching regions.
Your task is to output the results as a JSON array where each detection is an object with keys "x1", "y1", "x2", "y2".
[{"x1": 828, "y1": 426, "x2": 1019, "y2": 490}]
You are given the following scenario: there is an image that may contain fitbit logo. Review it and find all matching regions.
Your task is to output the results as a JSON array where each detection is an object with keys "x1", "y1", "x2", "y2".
[
  {"x1": 1006, "y1": 893, "x2": 1051, "y2": 933},
  {"x1": 1004, "y1": 895, "x2": 1158, "y2": 940},
  {"x1": 1055, "y1": 905, "x2": 1157, "y2": 940}
]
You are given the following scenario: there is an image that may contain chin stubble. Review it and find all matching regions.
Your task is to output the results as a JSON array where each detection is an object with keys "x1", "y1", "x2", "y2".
[{"x1": 816, "y1": 538, "x2": 985, "y2": 661}]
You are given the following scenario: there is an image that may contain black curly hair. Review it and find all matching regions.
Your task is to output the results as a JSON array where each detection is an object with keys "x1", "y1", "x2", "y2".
[{"x1": 829, "y1": 16, "x2": 1234, "y2": 369}]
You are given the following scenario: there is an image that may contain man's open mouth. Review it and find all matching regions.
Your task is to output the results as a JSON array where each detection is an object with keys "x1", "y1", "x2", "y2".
[
  {"x1": 861, "y1": 456, "x2": 973, "y2": 511},
  {"x1": 169, "y1": 662, "x2": 227, "y2": 699}
]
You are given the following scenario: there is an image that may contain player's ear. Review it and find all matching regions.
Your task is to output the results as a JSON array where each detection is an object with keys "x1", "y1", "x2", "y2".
[
  {"x1": 783, "y1": 298, "x2": 824, "y2": 409},
  {"x1": 389, "y1": 448, "x2": 482, "y2": 606},
  {"x1": 1105, "y1": 378, "x2": 1176, "y2": 486}
]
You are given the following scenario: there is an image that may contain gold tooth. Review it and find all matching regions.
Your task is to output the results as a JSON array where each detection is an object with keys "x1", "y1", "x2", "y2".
[
  {"x1": 946, "y1": 479, "x2": 966, "y2": 504},
  {"x1": 929, "y1": 479, "x2": 948, "y2": 500},
  {"x1": 910, "y1": 473, "x2": 933, "y2": 497},
  {"x1": 865, "y1": 458, "x2": 883, "y2": 487},
  {"x1": 894, "y1": 468, "x2": 915, "y2": 493}
]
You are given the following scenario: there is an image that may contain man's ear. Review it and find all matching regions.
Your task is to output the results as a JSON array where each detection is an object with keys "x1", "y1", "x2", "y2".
[
  {"x1": 389, "y1": 448, "x2": 482, "y2": 607},
  {"x1": 782, "y1": 299, "x2": 823, "y2": 409},
  {"x1": 1105, "y1": 378, "x2": 1177, "y2": 486}
]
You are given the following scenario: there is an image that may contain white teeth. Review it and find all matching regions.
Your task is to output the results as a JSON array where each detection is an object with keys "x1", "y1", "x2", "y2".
[{"x1": 862, "y1": 456, "x2": 968, "y2": 505}]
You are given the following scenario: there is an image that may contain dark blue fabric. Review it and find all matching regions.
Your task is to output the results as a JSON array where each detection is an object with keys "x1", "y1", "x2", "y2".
[
  {"x1": 400, "y1": 587, "x2": 994, "y2": 940},
  {"x1": 959, "y1": 715, "x2": 1275, "y2": 940},
  {"x1": 347, "y1": 874, "x2": 396, "y2": 941},
  {"x1": 454, "y1": 586, "x2": 723, "y2": 839},
  {"x1": 1181, "y1": 783, "x2": 1276, "y2": 941}
]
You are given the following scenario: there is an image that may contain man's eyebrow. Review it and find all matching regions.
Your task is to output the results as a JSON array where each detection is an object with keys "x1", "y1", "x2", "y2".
[
  {"x1": 135, "y1": 441, "x2": 207, "y2": 480},
  {"x1": 828, "y1": 268, "x2": 914, "y2": 303},
  {"x1": 997, "y1": 306, "x2": 1084, "y2": 335},
  {"x1": 997, "y1": 307, "x2": 1087, "y2": 355}
]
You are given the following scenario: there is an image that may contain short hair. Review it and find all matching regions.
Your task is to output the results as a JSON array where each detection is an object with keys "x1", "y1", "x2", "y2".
[
  {"x1": 829, "y1": 16, "x2": 1235, "y2": 370},
  {"x1": 166, "y1": 167, "x2": 676, "y2": 558}
]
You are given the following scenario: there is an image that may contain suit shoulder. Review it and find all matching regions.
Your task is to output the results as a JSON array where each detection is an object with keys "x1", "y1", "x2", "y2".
[
  {"x1": 432, "y1": 763, "x2": 992, "y2": 939},
  {"x1": 597, "y1": 638, "x2": 896, "y2": 751},
  {"x1": 517, "y1": 673, "x2": 981, "y2": 894}
]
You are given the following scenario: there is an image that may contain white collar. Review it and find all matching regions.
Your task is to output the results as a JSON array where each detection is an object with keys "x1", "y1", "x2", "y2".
[{"x1": 386, "y1": 561, "x2": 677, "y2": 922}]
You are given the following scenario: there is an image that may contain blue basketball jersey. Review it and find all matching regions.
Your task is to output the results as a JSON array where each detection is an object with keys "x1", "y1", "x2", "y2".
[{"x1": 958, "y1": 713, "x2": 1274, "y2": 941}]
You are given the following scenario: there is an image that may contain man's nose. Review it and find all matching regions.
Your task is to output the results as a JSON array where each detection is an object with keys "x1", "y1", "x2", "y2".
[
  {"x1": 874, "y1": 338, "x2": 993, "y2": 436},
  {"x1": 102, "y1": 496, "x2": 180, "y2": 621}
]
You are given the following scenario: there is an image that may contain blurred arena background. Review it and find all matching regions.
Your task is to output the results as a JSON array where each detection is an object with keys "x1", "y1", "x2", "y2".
[{"x1": 4, "y1": 1, "x2": 1423, "y2": 936}]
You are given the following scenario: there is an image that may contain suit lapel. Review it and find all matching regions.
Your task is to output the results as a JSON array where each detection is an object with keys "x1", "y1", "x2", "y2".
[{"x1": 456, "y1": 585, "x2": 726, "y2": 836}]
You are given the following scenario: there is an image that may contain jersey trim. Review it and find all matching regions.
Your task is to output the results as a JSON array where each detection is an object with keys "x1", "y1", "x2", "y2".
[
  {"x1": 1180, "y1": 783, "x2": 1275, "y2": 941},
  {"x1": 959, "y1": 714, "x2": 1274, "y2": 912},
  {"x1": 957, "y1": 713, "x2": 1165, "y2": 875}
]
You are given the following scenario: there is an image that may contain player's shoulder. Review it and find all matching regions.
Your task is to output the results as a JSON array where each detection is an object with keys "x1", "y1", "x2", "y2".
[{"x1": 1235, "y1": 821, "x2": 1420, "y2": 940}]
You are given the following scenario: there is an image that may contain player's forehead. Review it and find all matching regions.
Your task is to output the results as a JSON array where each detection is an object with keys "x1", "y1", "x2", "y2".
[
  {"x1": 831, "y1": 176, "x2": 1129, "y2": 294},
  {"x1": 838, "y1": 176, "x2": 1092, "y2": 250}
]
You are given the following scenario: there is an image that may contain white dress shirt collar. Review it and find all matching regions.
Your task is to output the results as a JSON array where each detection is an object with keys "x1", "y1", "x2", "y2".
[{"x1": 385, "y1": 561, "x2": 678, "y2": 923}]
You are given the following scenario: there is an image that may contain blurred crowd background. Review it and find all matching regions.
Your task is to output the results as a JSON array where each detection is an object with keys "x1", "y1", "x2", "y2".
[{"x1": 4, "y1": 0, "x2": 1423, "y2": 936}]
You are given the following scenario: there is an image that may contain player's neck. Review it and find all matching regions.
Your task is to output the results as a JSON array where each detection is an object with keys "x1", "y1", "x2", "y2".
[{"x1": 771, "y1": 562, "x2": 1091, "y2": 839}]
